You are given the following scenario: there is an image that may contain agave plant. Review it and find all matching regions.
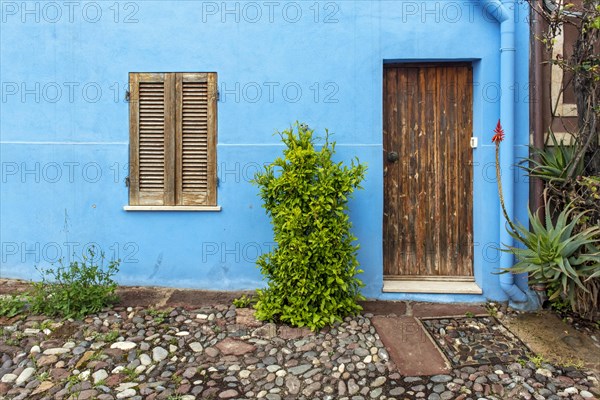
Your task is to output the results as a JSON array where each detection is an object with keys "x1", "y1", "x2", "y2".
[
  {"x1": 520, "y1": 130, "x2": 584, "y2": 183},
  {"x1": 503, "y1": 204, "x2": 600, "y2": 307}
]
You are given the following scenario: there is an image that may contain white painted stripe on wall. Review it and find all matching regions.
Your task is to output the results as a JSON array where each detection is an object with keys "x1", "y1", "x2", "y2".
[
  {"x1": 218, "y1": 143, "x2": 381, "y2": 147},
  {"x1": 1, "y1": 142, "x2": 382, "y2": 147},
  {"x1": 0, "y1": 141, "x2": 128, "y2": 145}
]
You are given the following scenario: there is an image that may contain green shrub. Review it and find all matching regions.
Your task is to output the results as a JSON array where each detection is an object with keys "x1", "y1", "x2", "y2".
[
  {"x1": 252, "y1": 123, "x2": 366, "y2": 331},
  {"x1": 503, "y1": 203, "x2": 600, "y2": 308},
  {"x1": 0, "y1": 294, "x2": 28, "y2": 318},
  {"x1": 29, "y1": 248, "x2": 120, "y2": 319}
]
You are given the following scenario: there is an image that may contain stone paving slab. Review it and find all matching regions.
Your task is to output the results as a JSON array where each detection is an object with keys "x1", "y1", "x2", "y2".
[
  {"x1": 372, "y1": 316, "x2": 451, "y2": 376},
  {"x1": 504, "y1": 312, "x2": 600, "y2": 372}
]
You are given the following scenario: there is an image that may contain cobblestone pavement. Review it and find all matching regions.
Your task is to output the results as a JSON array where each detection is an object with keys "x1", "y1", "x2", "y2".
[
  {"x1": 0, "y1": 304, "x2": 599, "y2": 400},
  {"x1": 421, "y1": 316, "x2": 530, "y2": 368}
]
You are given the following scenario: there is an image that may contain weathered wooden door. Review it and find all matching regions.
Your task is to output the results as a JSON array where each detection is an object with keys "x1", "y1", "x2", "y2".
[{"x1": 383, "y1": 63, "x2": 473, "y2": 279}]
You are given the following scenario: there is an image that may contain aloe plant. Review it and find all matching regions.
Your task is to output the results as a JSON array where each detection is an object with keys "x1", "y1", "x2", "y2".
[
  {"x1": 503, "y1": 204, "x2": 600, "y2": 306},
  {"x1": 521, "y1": 130, "x2": 584, "y2": 182}
]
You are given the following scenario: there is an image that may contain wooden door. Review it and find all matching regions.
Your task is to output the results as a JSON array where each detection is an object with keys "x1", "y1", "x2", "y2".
[{"x1": 383, "y1": 63, "x2": 473, "y2": 278}]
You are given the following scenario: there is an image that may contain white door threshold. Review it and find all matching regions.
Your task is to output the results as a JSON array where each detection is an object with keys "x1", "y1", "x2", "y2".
[{"x1": 383, "y1": 279, "x2": 482, "y2": 294}]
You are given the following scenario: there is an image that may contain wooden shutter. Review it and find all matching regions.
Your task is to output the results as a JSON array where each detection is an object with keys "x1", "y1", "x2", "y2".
[
  {"x1": 129, "y1": 73, "x2": 175, "y2": 206},
  {"x1": 175, "y1": 73, "x2": 217, "y2": 206},
  {"x1": 129, "y1": 72, "x2": 217, "y2": 207}
]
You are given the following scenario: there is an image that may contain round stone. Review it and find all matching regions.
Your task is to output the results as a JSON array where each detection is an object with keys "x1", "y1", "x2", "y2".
[
  {"x1": 110, "y1": 342, "x2": 137, "y2": 351},
  {"x1": 152, "y1": 347, "x2": 169, "y2": 362},
  {"x1": 189, "y1": 342, "x2": 203, "y2": 353},
  {"x1": 16, "y1": 368, "x2": 35, "y2": 385},
  {"x1": 116, "y1": 388, "x2": 136, "y2": 398},
  {"x1": 92, "y1": 369, "x2": 108, "y2": 384},
  {"x1": 371, "y1": 376, "x2": 386, "y2": 387}
]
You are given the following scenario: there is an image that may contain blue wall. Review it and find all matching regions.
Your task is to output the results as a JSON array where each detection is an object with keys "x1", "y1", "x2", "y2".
[{"x1": 0, "y1": 0, "x2": 530, "y2": 301}]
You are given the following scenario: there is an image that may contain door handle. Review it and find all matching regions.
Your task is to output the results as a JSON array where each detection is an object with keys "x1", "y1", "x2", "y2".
[{"x1": 387, "y1": 151, "x2": 399, "y2": 163}]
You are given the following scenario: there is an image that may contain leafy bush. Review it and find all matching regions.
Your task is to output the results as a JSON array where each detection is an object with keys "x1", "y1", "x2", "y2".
[
  {"x1": 252, "y1": 123, "x2": 366, "y2": 330},
  {"x1": 503, "y1": 203, "x2": 600, "y2": 308},
  {"x1": 0, "y1": 294, "x2": 28, "y2": 318},
  {"x1": 29, "y1": 248, "x2": 120, "y2": 319}
]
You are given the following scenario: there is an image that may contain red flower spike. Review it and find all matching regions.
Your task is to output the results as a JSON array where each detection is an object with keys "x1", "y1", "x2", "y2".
[{"x1": 491, "y1": 119, "x2": 505, "y2": 144}]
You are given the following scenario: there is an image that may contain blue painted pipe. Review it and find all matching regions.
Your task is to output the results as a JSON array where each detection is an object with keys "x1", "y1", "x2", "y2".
[{"x1": 481, "y1": 0, "x2": 532, "y2": 306}]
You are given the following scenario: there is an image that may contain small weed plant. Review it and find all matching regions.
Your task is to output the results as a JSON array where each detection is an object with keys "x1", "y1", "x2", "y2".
[
  {"x1": 34, "y1": 320, "x2": 54, "y2": 331},
  {"x1": 171, "y1": 373, "x2": 183, "y2": 385},
  {"x1": 0, "y1": 294, "x2": 28, "y2": 318},
  {"x1": 121, "y1": 366, "x2": 139, "y2": 382},
  {"x1": 528, "y1": 354, "x2": 546, "y2": 369},
  {"x1": 252, "y1": 123, "x2": 366, "y2": 331},
  {"x1": 29, "y1": 248, "x2": 120, "y2": 319},
  {"x1": 99, "y1": 330, "x2": 121, "y2": 343},
  {"x1": 66, "y1": 374, "x2": 82, "y2": 388},
  {"x1": 232, "y1": 294, "x2": 257, "y2": 308},
  {"x1": 485, "y1": 302, "x2": 499, "y2": 317},
  {"x1": 36, "y1": 372, "x2": 49, "y2": 382},
  {"x1": 147, "y1": 308, "x2": 170, "y2": 324},
  {"x1": 94, "y1": 379, "x2": 107, "y2": 387}
]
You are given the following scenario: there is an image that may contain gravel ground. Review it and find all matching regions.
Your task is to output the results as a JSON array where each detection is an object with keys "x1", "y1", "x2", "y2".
[{"x1": 0, "y1": 305, "x2": 599, "y2": 400}]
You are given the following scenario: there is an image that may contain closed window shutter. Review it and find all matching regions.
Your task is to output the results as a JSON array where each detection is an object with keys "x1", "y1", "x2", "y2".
[
  {"x1": 175, "y1": 73, "x2": 217, "y2": 206},
  {"x1": 129, "y1": 73, "x2": 175, "y2": 206},
  {"x1": 129, "y1": 72, "x2": 216, "y2": 207}
]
